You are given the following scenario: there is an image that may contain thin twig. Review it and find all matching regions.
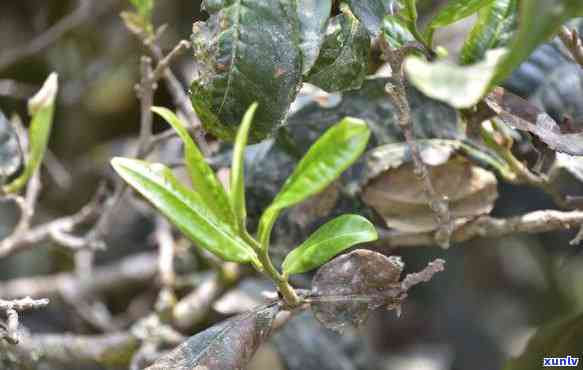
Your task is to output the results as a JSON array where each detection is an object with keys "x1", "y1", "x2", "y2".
[
  {"x1": 378, "y1": 209, "x2": 583, "y2": 248},
  {"x1": 141, "y1": 38, "x2": 209, "y2": 154},
  {"x1": 381, "y1": 42, "x2": 452, "y2": 247},
  {"x1": 88, "y1": 41, "x2": 192, "y2": 243},
  {"x1": 0, "y1": 253, "x2": 158, "y2": 301},
  {"x1": 0, "y1": 192, "x2": 102, "y2": 258},
  {"x1": 0, "y1": 297, "x2": 49, "y2": 344},
  {"x1": 154, "y1": 217, "x2": 177, "y2": 314}
]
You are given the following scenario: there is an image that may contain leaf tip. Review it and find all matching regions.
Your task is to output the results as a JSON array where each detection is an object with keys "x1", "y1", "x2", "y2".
[{"x1": 28, "y1": 72, "x2": 59, "y2": 115}]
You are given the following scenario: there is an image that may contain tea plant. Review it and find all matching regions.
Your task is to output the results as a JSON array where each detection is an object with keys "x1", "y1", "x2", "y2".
[{"x1": 2, "y1": 0, "x2": 583, "y2": 369}]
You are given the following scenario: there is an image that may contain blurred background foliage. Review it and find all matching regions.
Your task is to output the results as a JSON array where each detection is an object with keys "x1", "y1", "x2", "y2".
[{"x1": 0, "y1": 1, "x2": 582, "y2": 370}]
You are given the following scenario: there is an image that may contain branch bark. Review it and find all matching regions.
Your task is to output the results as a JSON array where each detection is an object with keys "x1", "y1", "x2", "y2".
[{"x1": 379, "y1": 209, "x2": 583, "y2": 248}]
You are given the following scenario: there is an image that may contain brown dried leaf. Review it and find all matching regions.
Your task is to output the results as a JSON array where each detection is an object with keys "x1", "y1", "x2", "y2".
[
  {"x1": 361, "y1": 142, "x2": 498, "y2": 233},
  {"x1": 310, "y1": 250, "x2": 445, "y2": 332},
  {"x1": 310, "y1": 250, "x2": 404, "y2": 332},
  {"x1": 485, "y1": 87, "x2": 583, "y2": 156},
  {"x1": 146, "y1": 304, "x2": 279, "y2": 370}
]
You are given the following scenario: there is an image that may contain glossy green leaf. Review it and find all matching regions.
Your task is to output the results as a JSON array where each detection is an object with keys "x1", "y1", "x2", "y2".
[
  {"x1": 3, "y1": 73, "x2": 57, "y2": 194},
  {"x1": 230, "y1": 103, "x2": 257, "y2": 230},
  {"x1": 152, "y1": 106, "x2": 235, "y2": 226},
  {"x1": 110, "y1": 158, "x2": 258, "y2": 264},
  {"x1": 460, "y1": 0, "x2": 517, "y2": 65},
  {"x1": 258, "y1": 117, "x2": 370, "y2": 246},
  {"x1": 305, "y1": 9, "x2": 370, "y2": 92},
  {"x1": 381, "y1": 15, "x2": 415, "y2": 49},
  {"x1": 492, "y1": 0, "x2": 583, "y2": 84},
  {"x1": 503, "y1": 312, "x2": 583, "y2": 370},
  {"x1": 190, "y1": 1, "x2": 303, "y2": 142},
  {"x1": 404, "y1": 48, "x2": 507, "y2": 109},
  {"x1": 297, "y1": 0, "x2": 332, "y2": 74},
  {"x1": 428, "y1": 0, "x2": 494, "y2": 29},
  {"x1": 282, "y1": 215, "x2": 378, "y2": 275},
  {"x1": 344, "y1": 0, "x2": 396, "y2": 36}
]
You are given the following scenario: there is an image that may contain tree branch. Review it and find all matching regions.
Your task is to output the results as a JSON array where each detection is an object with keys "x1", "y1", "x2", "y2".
[{"x1": 378, "y1": 209, "x2": 583, "y2": 248}]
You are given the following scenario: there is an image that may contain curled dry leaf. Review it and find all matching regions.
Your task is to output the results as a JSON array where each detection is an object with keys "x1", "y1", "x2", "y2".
[
  {"x1": 309, "y1": 249, "x2": 445, "y2": 332},
  {"x1": 548, "y1": 152, "x2": 583, "y2": 203},
  {"x1": 485, "y1": 87, "x2": 583, "y2": 156},
  {"x1": 360, "y1": 140, "x2": 499, "y2": 233},
  {"x1": 146, "y1": 304, "x2": 279, "y2": 370}
]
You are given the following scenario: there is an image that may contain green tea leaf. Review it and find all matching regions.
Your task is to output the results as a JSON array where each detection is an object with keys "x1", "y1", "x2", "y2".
[
  {"x1": 282, "y1": 214, "x2": 378, "y2": 275},
  {"x1": 381, "y1": 15, "x2": 415, "y2": 49},
  {"x1": 428, "y1": 0, "x2": 495, "y2": 29},
  {"x1": 111, "y1": 158, "x2": 258, "y2": 264},
  {"x1": 3, "y1": 73, "x2": 58, "y2": 194},
  {"x1": 129, "y1": 0, "x2": 154, "y2": 19},
  {"x1": 404, "y1": 48, "x2": 507, "y2": 109},
  {"x1": 460, "y1": 0, "x2": 518, "y2": 65},
  {"x1": 258, "y1": 117, "x2": 370, "y2": 246},
  {"x1": 401, "y1": 0, "x2": 418, "y2": 23},
  {"x1": 152, "y1": 107, "x2": 235, "y2": 226},
  {"x1": 305, "y1": 9, "x2": 370, "y2": 92},
  {"x1": 230, "y1": 103, "x2": 258, "y2": 230},
  {"x1": 297, "y1": 0, "x2": 332, "y2": 74},
  {"x1": 344, "y1": 0, "x2": 396, "y2": 36},
  {"x1": 503, "y1": 312, "x2": 583, "y2": 370},
  {"x1": 492, "y1": 0, "x2": 583, "y2": 84},
  {"x1": 191, "y1": 0, "x2": 303, "y2": 142}
]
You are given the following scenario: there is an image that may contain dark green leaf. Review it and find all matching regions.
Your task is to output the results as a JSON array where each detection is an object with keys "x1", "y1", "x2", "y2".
[
  {"x1": 381, "y1": 15, "x2": 415, "y2": 49},
  {"x1": 460, "y1": 0, "x2": 518, "y2": 65},
  {"x1": 3, "y1": 73, "x2": 57, "y2": 194},
  {"x1": 493, "y1": 0, "x2": 583, "y2": 84},
  {"x1": 146, "y1": 304, "x2": 279, "y2": 370},
  {"x1": 258, "y1": 117, "x2": 370, "y2": 246},
  {"x1": 0, "y1": 112, "x2": 23, "y2": 186},
  {"x1": 404, "y1": 49, "x2": 506, "y2": 108},
  {"x1": 344, "y1": 0, "x2": 396, "y2": 36},
  {"x1": 503, "y1": 312, "x2": 583, "y2": 370},
  {"x1": 282, "y1": 214, "x2": 378, "y2": 275},
  {"x1": 297, "y1": 0, "x2": 332, "y2": 74},
  {"x1": 190, "y1": 1, "x2": 303, "y2": 142},
  {"x1": 110, "y1": 158, "x2": 258, "y2": 264},
  {"x1": 152, "y1": 107, "x2": 235, "y2": 226},
  {"x1": 230, "y1": 103, "x2": 257, "y2": 230},
  {"x1": 305, "y1": 10, "x2": 370, "y2": 92},
  {"x1": 428, "y1": 0, "x2": 495, "y2": 29}
]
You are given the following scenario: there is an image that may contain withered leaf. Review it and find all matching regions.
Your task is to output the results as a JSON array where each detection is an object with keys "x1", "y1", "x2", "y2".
[
  {"x1": 310, "y1": 250, "x2": 445, "y2": 332},
  {"x1": 310, "y1": 249, "x2": 405, "y2": 332},
  {"x1": 146, "y1": 304, "x2": 279, "y2": 370},
  {"x1": 360, "y1": 140, "x2": 499, "y2": 233},
  {"x1": 485, "y1": 87, "x2": 583, "y2": 156}
]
